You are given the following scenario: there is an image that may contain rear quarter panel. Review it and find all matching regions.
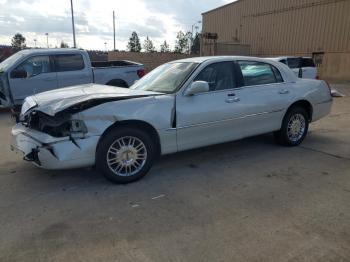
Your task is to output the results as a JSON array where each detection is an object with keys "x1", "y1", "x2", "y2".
[{"x1": 288, "y1": 79, "x2": 332, "y2": 121}]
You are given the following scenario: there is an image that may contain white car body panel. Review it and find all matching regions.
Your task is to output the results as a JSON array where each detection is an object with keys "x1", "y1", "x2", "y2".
[{"x1": 11, "y1": 56, "x2": 332, "y2": 170}]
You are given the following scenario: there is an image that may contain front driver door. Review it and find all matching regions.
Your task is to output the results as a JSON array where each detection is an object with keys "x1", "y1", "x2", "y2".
[
  {"x1": 176, "y1": 61, "x2": 245, "y2": 151},
  {"x1": 9, "y1": 55, "x2": 57, "y2": 103}
]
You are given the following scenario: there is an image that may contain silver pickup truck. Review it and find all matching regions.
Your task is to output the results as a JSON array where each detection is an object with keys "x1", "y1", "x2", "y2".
[{"x1": 0, "y1": 49, "x2": 144, "y2": 108}]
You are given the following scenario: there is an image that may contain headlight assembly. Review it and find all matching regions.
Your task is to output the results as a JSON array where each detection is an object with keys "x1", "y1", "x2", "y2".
[{"x1": 70, "y1": 120, "x2": 88, "y2": 134}]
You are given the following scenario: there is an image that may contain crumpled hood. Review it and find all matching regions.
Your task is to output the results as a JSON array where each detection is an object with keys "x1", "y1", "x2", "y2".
[{"x1": 22, "y1": 83, "x2": 162, "y2": 116}]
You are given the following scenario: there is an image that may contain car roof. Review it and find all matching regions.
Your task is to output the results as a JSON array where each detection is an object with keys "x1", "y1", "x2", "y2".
[
  {"x1": 268, "y1": 56, "x2": 313, "y2": 61},
  {"x1": 171, "y1": 55, "x2": 298, "y2": 83},
  {"x1": 18, "y1": 48, "x2": 84, "y2": 55},
  {"x1": 172, "y1": 56, "x2": 280, "y2": 64}
]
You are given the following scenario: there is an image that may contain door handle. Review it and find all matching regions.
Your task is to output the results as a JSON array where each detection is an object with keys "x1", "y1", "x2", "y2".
[
  {"x1": 226, "y1": 97, "x2": 240, "y2": 103},
  {"x1": 279, "y1": 89, "x2": 290, "y2": 94}
]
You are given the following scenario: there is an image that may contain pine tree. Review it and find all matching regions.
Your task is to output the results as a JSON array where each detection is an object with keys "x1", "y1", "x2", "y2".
[
  {"x1": 174, "y1": 31, "x2": 191, "y2": 54},
  {"x1": 127, "y1": 32, "x2": 141, "y2": 52},
  {"x1": 160, "y1": 40, "x2": 170, "y2": 53},
  {"x1": 60, "y1": 41, "x2": 69, "y2": 48},
  {"x1": 11, "y1": 33, "x2": 26, "y2": 50},
  {"x1": 190, "y1": 33, "x2": 201, "y2": 54},
  {"x1": 143, "y1": 36, "x2": 155, "y2": 53}
]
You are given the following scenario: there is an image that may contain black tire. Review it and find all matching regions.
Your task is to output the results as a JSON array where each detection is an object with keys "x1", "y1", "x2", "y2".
[
  {"x1": 96, "y1": 127, "x2": 156, "y2": 184},
  {"x1": 274, "y1": 107, "x2": 309, "y2": 147}
]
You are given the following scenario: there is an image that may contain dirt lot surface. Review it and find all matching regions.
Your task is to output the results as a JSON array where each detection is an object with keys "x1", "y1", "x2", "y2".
[{"x1": 0, "y1": 84, "x2": 349, "y2": 262}]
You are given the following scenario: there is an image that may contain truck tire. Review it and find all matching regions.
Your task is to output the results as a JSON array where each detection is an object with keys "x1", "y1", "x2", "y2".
[
  {"x1": 274, "y1": 107, "x2": 309, "y2": 146},
  {"x1": 96, "y1": 127, "x2": 156, "y2": 184}
]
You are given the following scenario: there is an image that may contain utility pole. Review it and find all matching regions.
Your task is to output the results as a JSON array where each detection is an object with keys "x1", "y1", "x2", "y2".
[
  {"x1": 45, "y1": 33, "x2": 49, "y2": 48},
  {"x1": 113, "y1": 11, "x2": 116, "y2": 51},
  {"x1": 70, "y1": 0, "x2": 77, "y2": 48}
]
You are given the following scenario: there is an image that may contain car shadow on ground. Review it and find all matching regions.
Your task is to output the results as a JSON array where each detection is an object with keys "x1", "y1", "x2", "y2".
[{"x1": 6, "y1": 133, "x2": 279, "y2": 187}]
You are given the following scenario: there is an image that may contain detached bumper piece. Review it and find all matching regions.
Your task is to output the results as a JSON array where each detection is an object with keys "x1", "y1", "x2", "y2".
[{"x1": 11, "y1": 124, "x2": 99, "y2": 170}]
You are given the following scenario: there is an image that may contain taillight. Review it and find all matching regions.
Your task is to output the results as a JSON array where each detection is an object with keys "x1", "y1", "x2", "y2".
[{"x1": 137, "y1": 69, "x2": 145, "y2": 78}]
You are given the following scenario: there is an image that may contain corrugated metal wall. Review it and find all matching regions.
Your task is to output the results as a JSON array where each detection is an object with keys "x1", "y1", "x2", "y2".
[{"x1": 202, "y1": 0, "x2": 350, "y2": 56}]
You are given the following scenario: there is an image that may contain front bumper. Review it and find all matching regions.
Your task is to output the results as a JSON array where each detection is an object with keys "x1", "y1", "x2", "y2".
[{"x1": 11, "y1": 124, "x2": 99, "y2": 170}]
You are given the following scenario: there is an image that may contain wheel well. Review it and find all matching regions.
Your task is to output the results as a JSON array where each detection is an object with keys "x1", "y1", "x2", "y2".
[
  {"x1": 106, "y1": 79, "x2": 128, "y2": 88},
  {"x1": 287, "y1": 100, "x2": 313, "y2": 121},
  {"x1": 98, "y1": 120, "x2": 161, "y2": 157}
]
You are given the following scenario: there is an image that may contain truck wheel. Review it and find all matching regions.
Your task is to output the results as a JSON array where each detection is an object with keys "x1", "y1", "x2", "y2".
[
  {"x1": 274, "y1": 107, "x2": 309, "y2": 146},
  {"x1": 96, "y1": 127, "x2": 156, "y2": 184}
]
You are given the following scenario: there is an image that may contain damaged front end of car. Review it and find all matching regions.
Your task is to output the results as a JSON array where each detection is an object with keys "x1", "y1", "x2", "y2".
[
  {"x1": 22, "y1": 109, "x2": 88, "y2": 138},
  {"x1": 11, "y1": 84, "x2": 163, "y2": 170},
  {"x1": 11, "y1": 102, "x2": 101, "y2": 170}
]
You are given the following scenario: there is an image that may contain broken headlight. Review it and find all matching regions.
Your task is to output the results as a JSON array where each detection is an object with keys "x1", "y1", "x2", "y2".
[
  {"x1": 70, "y1": 119, "x2": 88, "y2": 134},
  {"x1": 24, "y1": 111, "x2": 88, "y2": 137}
]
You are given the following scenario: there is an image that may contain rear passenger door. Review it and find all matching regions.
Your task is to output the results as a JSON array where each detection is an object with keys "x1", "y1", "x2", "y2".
[
  {"x1": 54, "y1": 54, "x2": 92, "y2": 88},
  {"x1": 232, "y1": 61, "x2": 293, "y2": 136}
]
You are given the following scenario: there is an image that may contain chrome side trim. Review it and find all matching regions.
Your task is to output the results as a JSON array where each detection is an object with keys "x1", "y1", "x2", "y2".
[{"x1": 174, "y1": 109, "x2": 284, "y2": 130}]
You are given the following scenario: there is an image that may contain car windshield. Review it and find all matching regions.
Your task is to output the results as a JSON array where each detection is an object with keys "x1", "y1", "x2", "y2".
[
  {"x1": 131, "y1": 62, "x2": 198, "y2": 93},
  {"x1": 0, "y1": 52, "x2": 25, "y2": 72}
]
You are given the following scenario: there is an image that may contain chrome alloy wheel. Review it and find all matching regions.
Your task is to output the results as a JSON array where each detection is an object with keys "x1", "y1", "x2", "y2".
[
  {"x1": 287, "y1": 113, "x2": 306, "y2": 142},
  {"x1": 107, "y1": 136, "x2": 147, "y2": 177}
]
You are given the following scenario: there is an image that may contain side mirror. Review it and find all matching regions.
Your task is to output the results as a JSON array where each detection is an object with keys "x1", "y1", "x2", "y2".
[
  {"x1": 185, "y1": 81, "x2": 209, "y2": 96},
  {"x1": 11, "y1": 70, "x2": 27, "y2": 79}
]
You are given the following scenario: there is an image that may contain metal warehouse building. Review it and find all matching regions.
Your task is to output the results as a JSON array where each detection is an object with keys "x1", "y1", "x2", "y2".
[{"x1": 202, "y1": 0, "x2": 350, "y2": 81}]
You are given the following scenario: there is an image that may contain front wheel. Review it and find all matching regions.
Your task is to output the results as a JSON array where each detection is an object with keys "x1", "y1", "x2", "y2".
[
  {"x1": 274, "y1": 107, "x2": 309, "y2": 146},
  {"x1": 96, "y1": 127, "x2": 156, "y2": 184}
]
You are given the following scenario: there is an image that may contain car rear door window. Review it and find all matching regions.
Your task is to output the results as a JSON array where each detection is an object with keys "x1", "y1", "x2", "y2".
[
  {"x1": 55, "y1": 54, "x2": 84, "y2": 72},
  {"x1": 238, "y1": 61, "x2": 283, "y2": 86},
  {"x1": 194, "y1": 62, "x2": 236, "y2": 91}
]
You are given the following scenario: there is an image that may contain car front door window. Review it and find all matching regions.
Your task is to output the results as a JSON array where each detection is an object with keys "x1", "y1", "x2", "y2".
[
  {"x1": 14, "y1": 56, "x2": 51, "y2": 78},
  {"x1": 194, "y1": 62, "x2": 236, "y2": 91}
]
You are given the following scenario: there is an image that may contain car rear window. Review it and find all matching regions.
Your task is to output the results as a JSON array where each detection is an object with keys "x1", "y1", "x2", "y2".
[
  {"x1": 287, "y1": 58, "x2": 300, "y2": 69},
  {"x1": 301, "y1": 58, "x2": 315, "y2": 67}
]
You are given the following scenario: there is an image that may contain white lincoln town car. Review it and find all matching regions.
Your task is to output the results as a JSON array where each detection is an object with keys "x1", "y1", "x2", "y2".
[{"x1": 11, "y1": 56, "x2": 332, "y2": 183}]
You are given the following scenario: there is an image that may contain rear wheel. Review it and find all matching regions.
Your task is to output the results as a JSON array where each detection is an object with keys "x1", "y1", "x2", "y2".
[
  {"x1": 96, "y1": 127, "x2": 156, "y2": 183},
  {"x1": 274, "y1": 107, "x2": 309, "y2": 146}
]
